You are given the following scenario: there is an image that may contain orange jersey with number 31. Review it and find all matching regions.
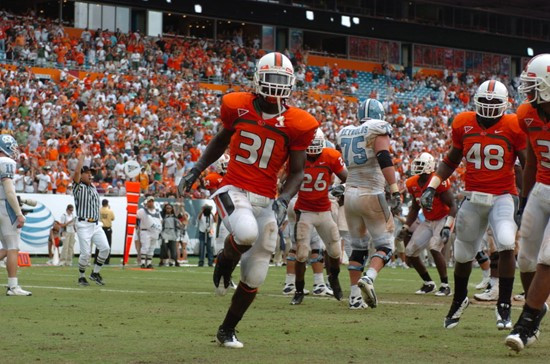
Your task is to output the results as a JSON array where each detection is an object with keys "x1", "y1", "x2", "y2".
[
  {"x1": 295, "y1": 148, "x2": 345, "y2": 212},
  {"x1": 406, "y1": 174, "x2": 450, "y2": 221},
  {"x1": 220, "y1": 92, "x2": 319, "y2": 198},
  {"x1": 451, "y1": 111, "x2": 526, "y2": 195},
  {"x1": 517, "y1": 102, "x2": 550, "y2": 185}
]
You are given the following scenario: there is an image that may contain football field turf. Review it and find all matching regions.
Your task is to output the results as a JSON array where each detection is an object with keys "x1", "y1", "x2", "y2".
[{"x1": 1, "y1": 259, "x2": 548, "y2": 363}]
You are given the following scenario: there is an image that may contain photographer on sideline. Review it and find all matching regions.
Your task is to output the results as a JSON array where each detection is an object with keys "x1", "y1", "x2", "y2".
[{"x1": 197, "y1": 204, "x2": 215, "y2": 267}]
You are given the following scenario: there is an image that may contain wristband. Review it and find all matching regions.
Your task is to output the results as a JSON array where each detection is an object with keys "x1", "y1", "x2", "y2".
[
  {"x1": 444, "y1": 216, "x2": 455, "y2": 229},
  {"x1": 427, "y1": 175, "x2": 442, "y2": 190},
  {"x1": 389, "y1": 183, "x2": 399, "y2": 194}
]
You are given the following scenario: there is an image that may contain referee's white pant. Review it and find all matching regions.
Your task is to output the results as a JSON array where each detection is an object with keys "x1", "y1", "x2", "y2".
[{"x1": 76, "y1": 221, "x2": 110, "y2": 271}]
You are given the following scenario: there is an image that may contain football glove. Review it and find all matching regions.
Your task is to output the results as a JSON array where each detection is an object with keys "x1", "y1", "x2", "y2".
[
  {"x1": 178, "y1": 167, "x2": 200, "y2": 195},
  {"x1": 272, "y1": 198, "x2": 289, "y2": 227},
  {"x1": 389, "y1": 192, "x2": 402, "y2": 211},
  {"x1": 420, "y1": 187, "x2": 436, "y2": 211},
  {"x1": 440, "y1": 226, "x2": 451, "y2": 244}
]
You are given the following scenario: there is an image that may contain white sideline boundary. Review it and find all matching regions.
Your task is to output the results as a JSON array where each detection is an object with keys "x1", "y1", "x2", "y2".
[{"x1": 20, "y1": 284, "x2": 524, "y2": 310}]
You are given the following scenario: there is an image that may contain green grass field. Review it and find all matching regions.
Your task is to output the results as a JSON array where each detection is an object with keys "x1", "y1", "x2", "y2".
[{"x1": 1, "y1": 258, "x2": 548, "y2": 363}]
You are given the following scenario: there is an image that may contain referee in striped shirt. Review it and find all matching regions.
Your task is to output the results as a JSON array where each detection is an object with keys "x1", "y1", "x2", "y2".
[{"x1": 73, "y1": 145, "x2": 110, "y2": 286}]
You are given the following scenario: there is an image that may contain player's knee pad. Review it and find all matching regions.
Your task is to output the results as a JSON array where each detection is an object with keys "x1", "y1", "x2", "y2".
[
  {"x1": 350, "y1": 237, "x2": 369, "y2": 251},
  {"x1": 308, "y1": 249, "x2": 324, "y2": 264},
  {"x1": 296, "y1": 243, "x2": 311, "y2": 263},
  {"x1": 372, "y1": 247, "x2": 392, "y2": 266},
  {"x1": 258, "y1": 221, "x2": 278, "y2": 253},
  {"x1": 475, "y1": 250, "x2": 489, "y2": 265},
  {"x1": 518, "y1": 251, "x2": 537, "y2": 273},
  {"x1": 1, "y1": 235, "x2": 19, "y2": 250},
  {"x1": 489, "y1": 251, "x2": 499, "y2": 269},
  {"x1": 405, "y1": 243, "x2": 420, "y2": 258},
  {"x1": 233, "y1": 215, "x2": 259, "y2": 246},
  {"x1": 348, "y1": 249, "x2": 369, "y2": 270},
  {"x1": 325, "y1": 239, "x2": 341, "y2": 259}
]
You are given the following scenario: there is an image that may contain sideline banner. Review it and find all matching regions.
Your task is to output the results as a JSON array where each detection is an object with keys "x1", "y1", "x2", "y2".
[{"x1": 18, "y1": 194, "x2": 214, "y2": 256}]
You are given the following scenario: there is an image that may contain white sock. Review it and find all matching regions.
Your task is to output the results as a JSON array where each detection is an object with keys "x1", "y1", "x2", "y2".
[
  {"x1": 79, "y1": 271, "x2": 86, "y2": 278},
  {"x1": 93, "y1": 264, "x2": 101, "y2": 274},
  {"x1": 313, "y1": 273, "x2": 324, "y2": 285},
  {"x1": 285, "y1": 274, "x2": 296, "y2": 285},
  {"x1": 482, "y1": 269, "x2": 490, "y2": 279},
  {"x1": 490, "y1": 277, "x2": 499, "y2": 288},
  {"x1": 7, "y1": 277, "x2": 17, "y2": 288},
  {"x1": 366, "y1": 268, "x2": 378, "y2": 281},
  {"x1": 350, "y1": 284, "x2": 361, "y2": 297}
]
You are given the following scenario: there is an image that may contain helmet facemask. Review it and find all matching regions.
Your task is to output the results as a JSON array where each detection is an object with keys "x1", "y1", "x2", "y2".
[
  {"x1": 519, "y1": 72, "x2": 550, "y2": 104},
  {"x1": 411, "y1": 153, "x2": 435, "y2": 175},
  {"x1": 306, "y1": 129, "x2": 325, "y2": 156}
]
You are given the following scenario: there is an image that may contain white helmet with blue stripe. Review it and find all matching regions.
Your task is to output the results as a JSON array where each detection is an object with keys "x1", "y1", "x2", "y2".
[
  {"x1": 0, "y1": 134, "x2": 19, "y2": 159},
  {"x1": 358, "y1": 98, "x2": 385, "y2": 121}
]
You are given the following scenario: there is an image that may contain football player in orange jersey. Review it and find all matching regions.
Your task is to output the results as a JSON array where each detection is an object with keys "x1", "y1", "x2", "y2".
[
  {"x1": 289, "y1": 129, "x2": 348, "y2": 305},
  {"x1": 421, "y1": 80, "x2": 527, "y2": 330},
  {"x1": 402, "y1": 152, "x2": 457, "y2": 297},
  {"x1": 505, "y1": 54, "x2": 550, "y2": 352},
  {"x1": 179, "y1": 52, "x2": 318, "y2": 348}
]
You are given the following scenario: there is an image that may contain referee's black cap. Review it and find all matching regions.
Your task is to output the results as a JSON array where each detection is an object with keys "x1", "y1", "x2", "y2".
[{"x1": 81, "y1": 166, "x2": 95, "y2": 174}]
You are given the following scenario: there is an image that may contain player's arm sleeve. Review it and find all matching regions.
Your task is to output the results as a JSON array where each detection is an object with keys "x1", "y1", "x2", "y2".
[
  {"x1": 331, "y1": 150, "x2": 346, "y2": 175},
  {"x1": 451, "y1": 117, "x2": 464, "y2": 149}
]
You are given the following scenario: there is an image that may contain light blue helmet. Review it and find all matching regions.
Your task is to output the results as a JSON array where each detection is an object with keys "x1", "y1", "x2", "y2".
[
  {"x1": 0, "y1": 134, "x2": 19, "y2": 159},
  {"x1": 358, "y1": 98, "x2": 385, "y2": 121}
]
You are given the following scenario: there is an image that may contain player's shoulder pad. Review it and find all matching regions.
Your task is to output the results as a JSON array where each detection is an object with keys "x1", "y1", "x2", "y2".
[
  {"x1": 452, "y1": 111, "x2": 476, "y2": 128},
  {"x1": 405, "y1": 175, "x2": 417, "y2": 190},
  {"x1": 516, "y1": 102, "x2": 536, "y2": 121},
  {"x1": 221, "y1": 92, "x2": 255, "y2": 110},
  {"x1": 323, "y1": 146, "x2": 342, "y2": 158},
  {"x1": 363, "y1": 118, "x2": 392, "y2": 136},
  {"x1": 286, "y1": 107, "x2": 320, "y2": 132}
]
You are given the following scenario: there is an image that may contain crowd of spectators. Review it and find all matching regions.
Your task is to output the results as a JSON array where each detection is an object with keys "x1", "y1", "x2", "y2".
[{"x1": 0, "y1": 9, "x2": 523, "y2": 198}]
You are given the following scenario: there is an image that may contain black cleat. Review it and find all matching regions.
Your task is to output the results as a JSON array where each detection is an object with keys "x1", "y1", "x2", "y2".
[
  {"x1": 290, "y1": 291, "x2": 305, "y2": 305},
  {"x1": 328, "y1": 275, "x2": 343, "y2": 301},
  {"x1": 444, "y1": 297, "x2": 469, "y2": 329},
  {"x1": 78, "y1": 277, "x2": 90, "y2": 286},
  {"x1": 216, "y1": 326, "x2": 243, "y2": 348},
  {"x1": 89, "y1": 272, "x2": 105, "y2": 286},
  {"x1": 213, "y1": 250, "x2": 234, "y2": 296}
]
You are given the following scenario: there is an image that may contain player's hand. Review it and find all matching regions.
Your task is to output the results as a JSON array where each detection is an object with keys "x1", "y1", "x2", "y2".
[
  {"x1": 16, "y1": 215, "x2": 25, "y2": 229},
  {"x1": 440, "y1": 226, "x2": 451, "y2": 244},
  {"x1": 178, "y1": 167, "x2": 200, "y2": 196},
  {"x1": 272, "y1": 198, "x2": 288, "y2": 227},
  {"x1": 389, "y1": 192, "x2": 401, "y2": 212},
  {"x1": 420, "y1": 187, "x2": 436, "y2": 211},
  {"x1": 515, "y1": 197, "x2": 527, "y2": 227}
]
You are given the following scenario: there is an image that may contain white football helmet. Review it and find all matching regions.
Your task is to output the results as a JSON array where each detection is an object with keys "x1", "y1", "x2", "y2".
[
  {"x1": 306, "y1": 129, "x2": 325, "y2": 155},
  {"x1": 254, "y1": 52, "x2": 295, "y2": 99},
  {"x1": 411, "y1": 152, "x2": 435, "y2": 176},
  {"x1": 519, "y1": 53, "x2": 550, "y2": 104},
  {"x1": 474, "y1": 80, "x2": 509, "y2": 118}
]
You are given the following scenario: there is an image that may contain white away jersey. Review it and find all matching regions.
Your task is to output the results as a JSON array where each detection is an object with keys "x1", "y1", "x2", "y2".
[
  {"x1": 0, "y1": 156, "x2": 16, "y2": 199},
  {"x1": 336, "y1": 119, "x2": 392, "y2": 193}
]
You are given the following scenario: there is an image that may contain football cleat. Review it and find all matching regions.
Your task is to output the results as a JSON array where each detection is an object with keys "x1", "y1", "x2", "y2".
[
  {"x1": 513, "y1": 292, "x2": 525, "y2": 302},
  {"x1": 357, "y1": 275, "x2": 377, "y2": 308},
  {"x1": 312, "y1": 283, "x2": 333, "y2": 296},
  {"x1": 290, "y1": 291, "x2": 305, "y2": 305},
  {"x1": 6, "y1": 285, "x2": 32, "y2": 296},
  {"x1": 526, "y1": 303, "x2": 548, "y2": 347},
  {"x1": 474, "y1": 286, "x2": 498, "y2": 301},
  {"x1": 435, "y1": 285, "x2": 452, "y2": 297},
  {"x1": 505, "y1": 308, "x2": 540, "y2": 352},
  {"x1": 348, "y1": 295, "x2": 368, "y2": 310},
  {"x1": 282, "y1": 283, "x2": 295, "y2": 295},
  {"x1": 78, "y1": 277, "x2": 90, "y2": 286},
  {"x1": 89, "y1": 272, "x2": 105, "y2": 286},
  {"x1": 213, "y1": 250, "x2": 232, "y2": 296},
  {"x1": 444, "y1": 297, "x2": 469, "y2": 329},
  {"x1": 216, "y1": 326, "x2": 244, "y2": 349},
  {"x1": 328, "y1": 275, "x2": 343, "y2": 301},
  {"x1": 415, "y1": 281, "x2": 436, "y2": 295},
  {"x1": 475, "y1": 276, "x2": 491, "y2": 290},
  {"x1": 496, "y1": 303, "x2": 512, "y2": 330}
]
